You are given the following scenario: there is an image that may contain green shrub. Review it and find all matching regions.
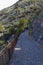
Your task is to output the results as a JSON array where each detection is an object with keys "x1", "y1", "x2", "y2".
[{"x1": 0, "y1": 24, "x2": 5, "y2": 32}]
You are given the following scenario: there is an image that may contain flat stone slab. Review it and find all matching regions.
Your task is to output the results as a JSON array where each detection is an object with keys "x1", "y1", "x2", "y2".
[{"x1": 8, "y1": 30, "x2": 43, "y2": 65}]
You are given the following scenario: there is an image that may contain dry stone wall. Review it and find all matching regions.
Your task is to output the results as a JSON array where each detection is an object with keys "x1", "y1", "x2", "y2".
[{"x1": 0, "y1": 33, "x2": 20, "y2": 65}]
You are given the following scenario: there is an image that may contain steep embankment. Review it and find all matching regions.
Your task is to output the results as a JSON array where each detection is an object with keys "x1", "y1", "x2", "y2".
[
  {"x1": 0, "y1": 0, "x2": 43, "y2": 25},
  {"x1": 0, "y1": 0, "x2": 43, "y2": 44}
]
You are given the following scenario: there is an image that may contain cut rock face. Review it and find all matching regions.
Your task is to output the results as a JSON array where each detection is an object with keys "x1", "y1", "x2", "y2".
[{"x1": 28, "y1": 18, "x2": 43, "y2": 47}]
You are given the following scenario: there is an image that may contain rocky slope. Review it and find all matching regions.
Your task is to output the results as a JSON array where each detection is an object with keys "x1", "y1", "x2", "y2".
[
  {"x1": 0, "y1": 0, "x2": 43, "y2": 25},
  {"x1": 0, "y1": 0, "x2": 43, "y2": 45}
]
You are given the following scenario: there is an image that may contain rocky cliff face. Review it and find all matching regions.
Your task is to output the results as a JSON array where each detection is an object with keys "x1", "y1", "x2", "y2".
[
  {"x1": 28, "y1": 1, "x2": 43, "y2": 45},
  {"x1": 32, "y1": 18, "x2": 43, "y2": 45},
  {"x1": 0, "y1": 0, "x2": 43, "y2": 45}
]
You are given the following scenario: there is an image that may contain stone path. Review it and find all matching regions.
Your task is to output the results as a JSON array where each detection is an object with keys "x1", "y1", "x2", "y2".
[{"x1": 8, "y1": 30, "x2": 43, "y2": 65}]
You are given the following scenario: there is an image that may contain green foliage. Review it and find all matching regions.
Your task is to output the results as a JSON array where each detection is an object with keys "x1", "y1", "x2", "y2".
[
  {"x1": 2, "y1": 10, "x2": 9, "y2": 15},
  {"x1": 14, "y1": 22, "x2": 19, "y2": 27},
  {"x1": 8, "y1": 26, "x2": 16, "y2": 34},
  {"x1": 0, "y1": 24, "x2": 5, "y2": 32},
  {"x1": 7, "y1": 18, "x2": 28, "y2": 35},
  {"x1": 20, "y1": 18, "x2": 28, "y2": 27},
  {"x1": 9, "y1": 15, "x2": 17, "y2": 20},
  {"x1": 18, "y1": 18, "x2": 28, "y2": 31},
  {"x1": 0, "y1": 40, "x2": 5, "y2": 44},
  {"x1": 10, "y1": 18, "x2": 28, "y2": 35},
  {"x1": 0, "y1": 40, "x2": 6, "y2": 50}
]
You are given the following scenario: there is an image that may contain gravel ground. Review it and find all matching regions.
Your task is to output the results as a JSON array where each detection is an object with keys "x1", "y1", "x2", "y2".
[{"x1": 8, "y1": 30, "x2": 43, "y2": 65}]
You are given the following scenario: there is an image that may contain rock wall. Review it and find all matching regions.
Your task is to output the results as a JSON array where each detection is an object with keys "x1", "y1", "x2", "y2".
[
  {"x1": 29, "y1": 19, "x2": 43, "y2": 47},
  {"x1": 0, "y1": 33, "x2": 20, "y2": 65}
]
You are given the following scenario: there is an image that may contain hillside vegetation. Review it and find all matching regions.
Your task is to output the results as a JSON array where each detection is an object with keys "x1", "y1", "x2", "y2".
[
  {"x1": 0, "y1": 0, "x2": 43, "y2": 25},
  {"x1": 0, "y1": 0, "x2": 43, "y2": 49}
]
